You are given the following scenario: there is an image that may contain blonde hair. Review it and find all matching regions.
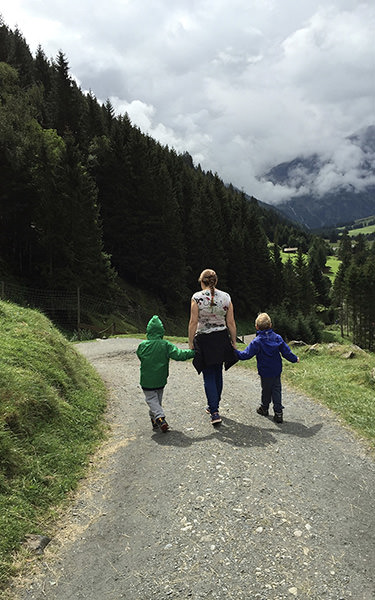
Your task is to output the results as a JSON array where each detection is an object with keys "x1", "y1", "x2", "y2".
[
  {"x1": 198, "y1": 269, "x2": 218, "y2": 306},
  {"x1": 255, "y1": 312, "x2": 272, "y2": 331}
]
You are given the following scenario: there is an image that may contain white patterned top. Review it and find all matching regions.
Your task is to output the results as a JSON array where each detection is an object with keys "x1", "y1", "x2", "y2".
[{"x1": 192, "y1": 288, "x2": 231, "y2": 334}]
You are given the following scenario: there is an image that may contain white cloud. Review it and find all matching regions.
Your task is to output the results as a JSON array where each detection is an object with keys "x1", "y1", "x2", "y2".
[{"x1": 1, "y1": 0, "x2": 374, "y2": 204}]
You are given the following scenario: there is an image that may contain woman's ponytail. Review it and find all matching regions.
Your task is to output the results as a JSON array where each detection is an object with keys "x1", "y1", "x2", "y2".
[{"x1": 198, "y1": 269, "x2": 218, "y2": 306}]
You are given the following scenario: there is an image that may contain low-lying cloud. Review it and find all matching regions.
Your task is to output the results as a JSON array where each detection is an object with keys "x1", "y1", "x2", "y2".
[{"x1": 1, "y1": 0, "x2": 374, "y2": 205}]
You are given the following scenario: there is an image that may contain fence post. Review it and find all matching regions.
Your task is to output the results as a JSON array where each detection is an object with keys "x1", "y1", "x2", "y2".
[{"x1": 77, "y1": 287, "x2": 81, "y2": 331}]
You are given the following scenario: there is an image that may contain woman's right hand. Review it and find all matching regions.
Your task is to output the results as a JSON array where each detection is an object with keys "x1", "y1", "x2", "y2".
[{"x1": 188, "y1": 300, "x2": 198, "y2": 349}]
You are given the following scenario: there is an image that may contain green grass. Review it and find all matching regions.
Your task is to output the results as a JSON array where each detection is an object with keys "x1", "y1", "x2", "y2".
[
  {"x1": 0, "y1": 301, "x2": 107, "y2": 588},
  {"x1": 325, "y1": 255, "x2": 341, "y2": 281},
  {"x1": 279, "y1": 250, "x2": 341, "y2": 283},
  {"x1": 320, "y1": 326, "x2": 348, "y2": 344},
  {"x1": 236, "y1": 340, "x2": 375, "y2": 449},
  {"x1": 347, "y1": 224, "x2": 375, "y2": 237}
]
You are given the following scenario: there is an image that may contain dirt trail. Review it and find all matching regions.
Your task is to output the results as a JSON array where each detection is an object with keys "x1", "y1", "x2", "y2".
[{"x1": 8, "y1": 338, "x2": 375, "y2": 600}]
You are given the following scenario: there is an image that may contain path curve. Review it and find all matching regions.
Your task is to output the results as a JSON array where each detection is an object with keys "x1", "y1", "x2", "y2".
[{"x1": 9, "y1": 338, "x2": 375, "y2": 600}]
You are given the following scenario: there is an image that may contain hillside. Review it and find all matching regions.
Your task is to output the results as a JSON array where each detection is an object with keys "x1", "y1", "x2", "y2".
[
  {"x1": 0, "y1": 300, "x2": 106, "y2": 586},
  {"x1": 0, "y1": 20, "x2": 314, "y2": 330},
  {"x1": 274, "y1": 187, "x2": 375, "y2": 230}
]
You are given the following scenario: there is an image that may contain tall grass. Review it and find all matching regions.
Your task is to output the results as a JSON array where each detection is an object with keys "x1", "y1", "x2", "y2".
[{"x1": 0, "y1": 301, "x2": 107, "y2": 588}]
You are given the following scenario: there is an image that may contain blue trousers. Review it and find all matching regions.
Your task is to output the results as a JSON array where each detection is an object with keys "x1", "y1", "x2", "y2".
[
  {"x1": 260, "y1": 375, "x2": 283, "y2": 413},
  {"x1": 202, "y1": 363, "x2": 223, "y2": 414}
]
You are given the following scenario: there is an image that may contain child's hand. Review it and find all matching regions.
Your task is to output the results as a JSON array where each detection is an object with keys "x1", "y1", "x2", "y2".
[{"x1": 297, "y1": 357, "x2": 300, "y2": 362}]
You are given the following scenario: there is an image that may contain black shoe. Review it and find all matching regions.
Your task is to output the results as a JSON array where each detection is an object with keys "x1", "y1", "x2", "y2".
[
  {"x1": 211, "y1": 412, "x2": 222, "y2": 426},
  {"x1": 156, "y1": 417, "x2": 169, "y2": 432},
  {"x1": 150, "y1": 417, "x2": 159, "y2": 430},
  {"x1": 256, "y1": 405, "x2": 269, "y2": 416},
  {"x1": 273, "y1": 412, "x2": 283, "y2": 423}
]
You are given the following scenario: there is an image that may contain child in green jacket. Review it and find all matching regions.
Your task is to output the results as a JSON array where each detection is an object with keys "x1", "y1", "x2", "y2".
[{"x1": 136, "y1": 315, "x2": 194, "y2": 432}]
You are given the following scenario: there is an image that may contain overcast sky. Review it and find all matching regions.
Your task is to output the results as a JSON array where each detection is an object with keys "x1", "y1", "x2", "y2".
[{"x1": 1, "y1": 0, "x2": 374, "y2": 204}]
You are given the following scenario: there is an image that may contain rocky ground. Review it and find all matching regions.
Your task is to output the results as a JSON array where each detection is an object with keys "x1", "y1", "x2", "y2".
[{"x1": 6, "y1": 338, "x2": 375, "y2": 600}]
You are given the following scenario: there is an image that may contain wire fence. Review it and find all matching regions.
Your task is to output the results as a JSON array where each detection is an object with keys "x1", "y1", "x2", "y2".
[
  {"x1": 0, "y1": 281, "x2": 142, "y2": 336},
  {"x1": 0, "y1": 281, "x2": 249, "y2": 341}
]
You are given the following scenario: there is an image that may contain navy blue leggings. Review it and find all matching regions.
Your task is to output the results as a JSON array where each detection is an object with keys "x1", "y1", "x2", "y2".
[{"x1": 202, "y1": 363, "x2": 223, "y2": 414}]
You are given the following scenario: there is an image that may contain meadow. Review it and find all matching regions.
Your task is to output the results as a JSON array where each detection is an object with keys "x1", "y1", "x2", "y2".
[
  {"x1": 347, "y1": 223, "x2": 375, "y2": 237},
  {"x1": 280, "y1": 250, "x2": 340, "y2": 282}
]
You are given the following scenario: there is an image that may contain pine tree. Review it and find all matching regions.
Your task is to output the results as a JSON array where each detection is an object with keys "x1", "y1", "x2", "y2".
[
  {"x1": 293, "y1": 249, "x2": 315, "y2": 315},
  {"x1": 7, "y1": 27, "x2": 34, "y2": 87},
  {"x1": 270, "y1": 243, "x2": 284, "y2": 306},
  {"x1": 0, "y1": 17, "x2": 11, "y2": 62},
  {"x1": 344, "y1": 261, "x2": 363, "y2": 345},
  {"x1": 337, "y1": 231, "x2": 352, "y2": 264},
  {"x1": 362, "y1": 247, "x2": 375, "y2": 350},
  {"x1": 0, "y1": 63, "x2": 36, "y2": 277}
]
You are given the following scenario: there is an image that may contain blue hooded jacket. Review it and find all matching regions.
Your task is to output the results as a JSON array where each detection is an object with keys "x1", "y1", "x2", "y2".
[{"x1": 235, "y1": 328, "x2": 298, "y2": 378}]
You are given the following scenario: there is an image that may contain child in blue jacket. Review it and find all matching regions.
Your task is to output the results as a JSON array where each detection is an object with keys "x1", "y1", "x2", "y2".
[{"x1": 235, "y1": 312, "x2": 299, "y2": 423}]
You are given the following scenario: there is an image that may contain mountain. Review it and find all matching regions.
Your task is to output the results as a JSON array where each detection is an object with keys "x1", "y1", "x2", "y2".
[{"x1": 261, "y1": 126, "x2": 375, "y2": 230}]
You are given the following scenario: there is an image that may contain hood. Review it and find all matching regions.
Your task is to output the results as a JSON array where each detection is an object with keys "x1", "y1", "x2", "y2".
[
  {"x1": 146, "y1": 315, "x2": 165, "y2": 340},
  {"x1": 257, "y1": 328, "x2": 273, "y2": 338}
]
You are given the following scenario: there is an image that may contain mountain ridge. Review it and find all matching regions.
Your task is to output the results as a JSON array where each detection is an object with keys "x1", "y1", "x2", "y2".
[{"x1": 260, "y1": 125, "x2": 375, "y2": 229}]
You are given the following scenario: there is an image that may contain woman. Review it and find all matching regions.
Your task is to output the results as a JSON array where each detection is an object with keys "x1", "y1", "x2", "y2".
[{"x1": 188, "y1": 268, "x2": 237, "y2": 425}]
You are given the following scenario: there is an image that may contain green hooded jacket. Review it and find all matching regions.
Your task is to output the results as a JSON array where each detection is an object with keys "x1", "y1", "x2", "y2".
[{"x1": 136, "y1": 315, "x2": 194, "y2": 389}]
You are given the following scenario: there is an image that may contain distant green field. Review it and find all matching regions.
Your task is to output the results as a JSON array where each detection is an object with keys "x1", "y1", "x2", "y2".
[
  {"x1": 325, "y1": 255, "x2": 341, "y2": 279},
  {"x1": 337, "y1": 216, "x2": 375, "y2": 238},
  {"x1": 347, "y1": 224, "x2": 375, "y2": 237},
  {"x1": 279, "y1": 251, "x2": 340, "y2": 282}
]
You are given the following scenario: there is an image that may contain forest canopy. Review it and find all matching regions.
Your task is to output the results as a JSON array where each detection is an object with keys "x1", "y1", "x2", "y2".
[{"x1": 1, "y1": 18, "x2": 331, "y2": 335}]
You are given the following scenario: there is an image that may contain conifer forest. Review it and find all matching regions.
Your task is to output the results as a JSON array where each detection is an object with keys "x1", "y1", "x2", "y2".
[{"x1": 1, "y1": 20, "x2": 374, "y2": 349}]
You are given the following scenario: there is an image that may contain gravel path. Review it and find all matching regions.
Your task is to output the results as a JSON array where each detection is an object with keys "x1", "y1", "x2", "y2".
[{"x1": 9, "y1": 338, "x2": 375, "y2": 600}]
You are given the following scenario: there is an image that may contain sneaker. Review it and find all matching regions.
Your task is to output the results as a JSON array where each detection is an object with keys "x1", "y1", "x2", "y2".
[
  {"x1": 256, "y1": 405, "x2": 269, "y2": 416},
  {"x1": 205, "y1": 406, "x2": 210, "y2": 414},
  {"x1": 211, "y1": 412, "x2": 222, "y2": 425},
  {"x1": 156, "y1": 417, "x2": 169, "y2": 432},
  {"x1": 150, "y1": 417, "x2": 159, "y2": 430},
  {"x1": 273, "y1": 412, "x2": 283, "y2": 424}
]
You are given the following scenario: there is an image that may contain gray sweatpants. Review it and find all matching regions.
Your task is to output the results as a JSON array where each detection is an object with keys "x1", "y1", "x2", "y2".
[{"x1": 142, "y1": 388, "x2": 165, "y2": 420}]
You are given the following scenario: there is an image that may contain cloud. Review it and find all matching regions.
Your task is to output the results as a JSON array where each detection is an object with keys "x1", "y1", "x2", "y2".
[{"x1": 1, "y1": 0, "x2": 374, "y2": 204}]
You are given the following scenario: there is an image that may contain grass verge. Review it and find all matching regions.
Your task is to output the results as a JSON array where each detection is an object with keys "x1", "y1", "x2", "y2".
[
  {"x1": 236, "y1": 340, "x2": 375, "y2": 450},
  {"x1": 0, "y1": 300, "x2": 107, "y2": 588}
]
